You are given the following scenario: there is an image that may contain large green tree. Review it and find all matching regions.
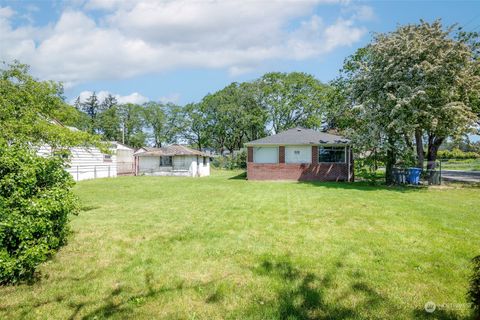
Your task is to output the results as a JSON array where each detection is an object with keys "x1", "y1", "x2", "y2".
[
  {"x1": 201, "y1": 82, "x2": 267, "y2": 153},
  {"x1": 142, "y1": 102, "x2": 183, "y2": 147},
  {"x1": 97, "y1": 94, "x2": 122, "y2": 141},
  {"x1": 256, "y1": 72, "x2": 328, "y2": 134},
  {"x1": 118, "y1": 103, "x2": 147, "y2": 148},
  {"x1": 336, "y1": 21, "x2": 479, "y2": 183}
]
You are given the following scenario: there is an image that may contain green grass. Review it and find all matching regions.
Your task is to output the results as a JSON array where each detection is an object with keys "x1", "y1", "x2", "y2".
[
  {"x1": 440, "y1": 159, "x2": 480, "y2": 171},
  {"x1": 1, "y1": 170, "x2": 479, "y2": 319}
]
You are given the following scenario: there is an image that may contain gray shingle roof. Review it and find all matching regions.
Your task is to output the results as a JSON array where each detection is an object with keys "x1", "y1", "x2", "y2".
[
  {"x1": 134, "y1": 145, "x2": 208, "y2": 157},
  {"x1": 245, "y1": 127, "x2": 350, "y2": 145}
]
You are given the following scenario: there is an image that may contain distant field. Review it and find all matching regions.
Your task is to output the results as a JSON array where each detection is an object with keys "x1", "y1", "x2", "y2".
[
  {"x1": 1, "y1": 170, "x2": 479, "y2": 319},
  {"x1": 440, "y1": 158, "x2": 480, "y2": 171}
]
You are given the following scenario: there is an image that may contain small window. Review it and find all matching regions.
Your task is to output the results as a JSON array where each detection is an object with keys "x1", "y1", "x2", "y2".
[
  {"x1": 319, "y1": 146, "x2": 346, "y2": 163},
  {"x1": 159, "y1": 156, "x2": 172, "y2": 166},
  {"x1": 294, "y1": 150, "x2": 300, "y2": 155},
  {"x1": 203, "y1": 157, "x2": 207, "y2": 166},
  {"x1": 103, "y1": 154, "x2": 112, "y2": 162}
]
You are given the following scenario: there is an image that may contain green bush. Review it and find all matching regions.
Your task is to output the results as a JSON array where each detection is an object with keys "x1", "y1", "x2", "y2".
[
  {"x1": 469, "y1": 255, "x2": 480, "y2": 317},
  {"x1": 0, "y1": 145, "x2": 78, "y2": 284},
  {"x1": 438, "y1": 148, "x2": 480, "y2": 160},
  {"x1": 212, "y1": 150, "x2": 246, "y2": 170}
]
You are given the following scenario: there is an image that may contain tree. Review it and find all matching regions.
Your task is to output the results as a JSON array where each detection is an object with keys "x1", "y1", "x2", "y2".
[
  {"x1": 118, "y1": 103, "x2": 146, "y2": 148},
  {"x1": 80, "y1": 92, "x2": 101, "y2": 134},
  {"x1": 0, "y1": 62, "x2": 100, "y2": 149},
  {"x1": 0, "y1": 62, "x2": 100, "y2": 283},
  {"x1": 183, "y1": 103, "x2": 209, "y2": 150},
  {"x1": 335, "y1": 21, "x2": 479, "y2": 183},
  {"x1": 200, "y1": 82, "x2": 267, "y2": 153},
  {"x1": 97, "y1": 94, "x2": 122, "y2": 141},
  {"x1": 142, "y1": 102, "x2": 182, "y2": 147},
  {"x1": 255, "y1": 72, "x2": 328, "y2": 134}
]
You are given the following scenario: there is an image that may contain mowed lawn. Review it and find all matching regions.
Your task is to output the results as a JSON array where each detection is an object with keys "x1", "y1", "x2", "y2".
[{"x1": 1, "y1": 171, "x2": 479, "y2": 319}]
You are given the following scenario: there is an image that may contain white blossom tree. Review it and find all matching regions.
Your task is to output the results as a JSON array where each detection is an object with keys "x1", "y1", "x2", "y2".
[{"x1": 336, "y1": 20, "x2": 479, "y2": 183}]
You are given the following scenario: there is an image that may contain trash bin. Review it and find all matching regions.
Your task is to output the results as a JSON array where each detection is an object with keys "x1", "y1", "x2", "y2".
[
  {"x1": 393, "y1": 168, "x2": 407, "y2": 184},
  {"x1": 407, "y1": 167, "x2": 422, "y2": 185},
  {"x1": 428, "y1": 170, "x2": 441, "y2": 185}
]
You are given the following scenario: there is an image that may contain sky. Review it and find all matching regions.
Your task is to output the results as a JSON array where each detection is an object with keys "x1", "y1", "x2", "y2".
[{"x1": 1, "y1": 0, "x2": 480, "y2": 107}]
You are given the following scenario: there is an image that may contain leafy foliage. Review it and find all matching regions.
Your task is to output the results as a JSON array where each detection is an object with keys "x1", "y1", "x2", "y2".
[
  {"x1": 211, "y1": 150, "x2": 247, "y2": 170},
  {"x1": 0, "y1": 145, "x2": 78, "y2": 284},
  {"x1": 0, "y1": 62, "x2": 99, "y2": 284},
  {"x1": 334, "y1": 21, "x2": 479, "y2": 183},
  {"x1": 437, "y1": 148, "x2": 480, "y2": 160},
  {"x1": 469, "y1": 255, "x2": 480, "y2": 317}
]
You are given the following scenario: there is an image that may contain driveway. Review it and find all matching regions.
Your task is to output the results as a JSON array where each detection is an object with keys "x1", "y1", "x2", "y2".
[{"x1": 441, "y1": 170, "x2": 480, "y2": 183}]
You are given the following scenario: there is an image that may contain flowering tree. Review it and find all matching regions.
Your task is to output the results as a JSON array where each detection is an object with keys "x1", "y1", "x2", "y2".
[{"x1": 336, "y1": 21, "x2": 479, "y2": 183}]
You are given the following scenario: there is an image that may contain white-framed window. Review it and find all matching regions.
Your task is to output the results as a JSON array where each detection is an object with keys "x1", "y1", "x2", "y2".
[
  {"x1": 285, "y1": 146, "x2": 312, "y2": 164},
  {"x1": 103, "y1": 154, "x2": 112, "y2": 162},
  {"x1": 318, "y1": 146, "x2": 346, "y2": 163},
  {"x1": 253, "y1": 147, "x2": 278, "y2": 163}
]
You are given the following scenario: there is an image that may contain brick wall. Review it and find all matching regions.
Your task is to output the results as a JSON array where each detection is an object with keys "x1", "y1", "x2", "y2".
[{"x1": 246, "y1": 145, "x2": 353, "y2": 182}]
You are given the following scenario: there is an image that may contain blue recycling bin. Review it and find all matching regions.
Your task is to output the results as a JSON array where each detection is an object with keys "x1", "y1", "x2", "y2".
[{"x1": 407, "y1": 167, "x2": 422, "y2": 185}]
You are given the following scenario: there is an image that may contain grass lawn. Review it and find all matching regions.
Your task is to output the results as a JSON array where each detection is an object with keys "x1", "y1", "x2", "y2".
[
  {"x1": 440, "y1": 159, "x2": 480, "y2": 171},
  {"x1": 1, "y1": 170, "x2": 479, "y2": 319}
]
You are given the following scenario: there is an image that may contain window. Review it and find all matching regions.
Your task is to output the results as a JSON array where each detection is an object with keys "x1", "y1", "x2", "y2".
[
  {"x1": 285, "y1": 146, "x2": 311, "y2": 163},
  {"x1": 159, "y1": 156, "x2": 172, "y2": 166},
  {"x1": 203, "y1": 157, "x2": 207, "y2": 166},
  {"x1": 253, "y1": 147, "x2": 278, "y2": 163},
  {"x1": 103, "y1": 154, "x2": 112, "y2": 162},
  {"x1": 318, "y1": 146, "x2": 346, "y2": 163}
]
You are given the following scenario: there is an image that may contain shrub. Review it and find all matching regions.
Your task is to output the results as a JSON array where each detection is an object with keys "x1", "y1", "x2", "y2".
[
  {"x1": 0, "y1": 145, "x2": 78, "y2": 284},
  {"x1": 438, "y1": 148, "x2": 480, "y2": 160},
  {"x1": 469, "y1": 255, "x2": 480, "y2": 317},
  {"x1": 212, "y1": 150, "x2": 246, "y2": 170}
]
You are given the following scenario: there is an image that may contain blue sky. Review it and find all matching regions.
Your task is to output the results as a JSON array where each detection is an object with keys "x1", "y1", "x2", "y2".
[{"x1": 1, "y1": 0, "x2": 480, "y2": 106}]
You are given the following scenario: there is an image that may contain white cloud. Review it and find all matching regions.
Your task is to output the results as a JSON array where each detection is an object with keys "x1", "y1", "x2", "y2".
[
  {"x1": 0, "y1": 1, "x2": 371, "y2": 86},
  {"x1": 159, "y1": 93, "x2": 180, "y2": 104},
  {"x1": 75, "y1": 90, "x2": 149, "y2": 104}
]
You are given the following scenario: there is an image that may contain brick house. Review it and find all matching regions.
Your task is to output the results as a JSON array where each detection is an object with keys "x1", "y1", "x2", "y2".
[{"x1": 245, "y1": 127, "x2": 353, "y2": 181}]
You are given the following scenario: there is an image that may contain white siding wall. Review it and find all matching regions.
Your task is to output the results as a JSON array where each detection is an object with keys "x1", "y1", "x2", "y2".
[
  {"x1": 253, "y1": 147, "x2": 278, "y2": 163},
  {"x1": 285, "y1": 145, "x2": 312, "y2": 163},
  {"x1": 137, "y1": 155, "x2": 210, "y2": 177},
  {"x1": 38, "y1": 145, "x2": 117, "y2": 181},
  {"x1": 197, "y1": 157, "x2": 210, "y2": 177}
]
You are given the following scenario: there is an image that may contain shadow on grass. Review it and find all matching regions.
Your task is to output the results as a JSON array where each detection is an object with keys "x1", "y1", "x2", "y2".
[
  {"x1": 250, "y1": 254, "x2": 474, "y2": 319},
  {"x1": 298, "y1": 180, "x2": 425, "y2": 193},
  {"x1": 226, "y1": 170, "x2": 423, "y2": 192},
  {"x1": 251, "y1": 254, "x2": 389, "y2": 319},
  {"x1": 66, "y1": 271, "x2": 231, "y2": 319},
  {"x1": 228, "y1": 171, "x2": 247, "y2": 180}
]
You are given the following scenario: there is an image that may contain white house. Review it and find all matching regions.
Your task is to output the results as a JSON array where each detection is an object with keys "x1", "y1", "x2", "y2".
[
  {"x1": 38, "y1": 141, "x2": 135, "y2": 181},
  {"x1": 134, "y1": 145, "x2": 210, "y2": 177}
]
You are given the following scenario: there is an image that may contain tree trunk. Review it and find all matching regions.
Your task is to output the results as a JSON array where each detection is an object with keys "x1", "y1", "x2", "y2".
[
  {"x1": 385, "y1": 147, "x2": 395, "y2": 185},
  {"x1": 385, "y1": 135, "x2": 396, "y2": 185},
  {"x1": 415, "y1": 129, "x2": 424, "y2": 169},
  {"x1": 426, "y1": 135, "x2": 444, "y2": 171}
]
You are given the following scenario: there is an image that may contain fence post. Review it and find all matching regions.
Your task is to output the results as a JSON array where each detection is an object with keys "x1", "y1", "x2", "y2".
[
  {"x1": 439, "y1": 160, "x2": 442, "y2": 185},
  {"x1": 76, "y1": 166, "x2": 79, "y2": 181},
  {"x1": 94, "y1": 166, "x2": 97, "y2": 179},
  {"x1": 108, "y1": 165, "x2": 110, "y2": 177}
]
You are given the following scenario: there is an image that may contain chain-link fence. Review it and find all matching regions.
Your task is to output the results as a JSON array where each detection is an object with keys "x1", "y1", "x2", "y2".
[{"x1": 392, "y1": 158, "x2": 480, "y2": 185}]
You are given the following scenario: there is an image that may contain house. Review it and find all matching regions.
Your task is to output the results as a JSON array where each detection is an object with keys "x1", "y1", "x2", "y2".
[
  {"x1": 38, "y1": 143, "x2": 117, "y2": 181},
  {"x1": 245, "y1": 127, "x2": 353, "y2": 181},
  {"x1": 115, "y1": 142, "x2": 135, "y2": 175},
  {"x1": 38, "y1": 141, "x2": 134, "y2": 182},
  {"x1": 134, "y1": 145, "x2": 210, "y2": 177}
]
